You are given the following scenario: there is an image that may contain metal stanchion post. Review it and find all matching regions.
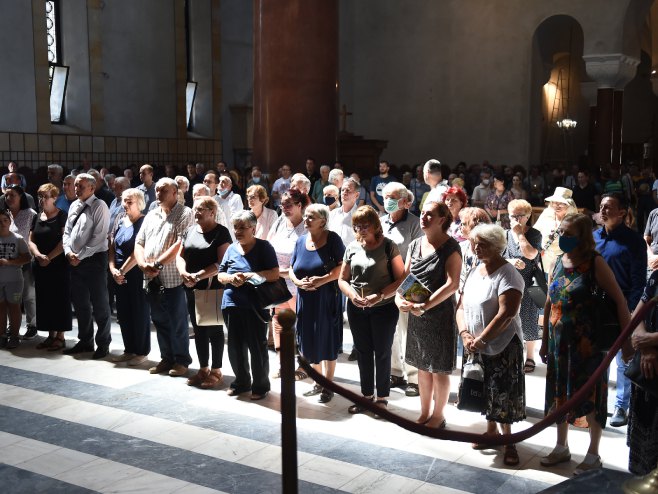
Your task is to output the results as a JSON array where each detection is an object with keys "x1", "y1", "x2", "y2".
[
  {"x1": 623, "y1": 467, "x2": 658, "y2": 494},
  {"x1": 278, "y1": 308, "x2": 298, "y2": 494}
]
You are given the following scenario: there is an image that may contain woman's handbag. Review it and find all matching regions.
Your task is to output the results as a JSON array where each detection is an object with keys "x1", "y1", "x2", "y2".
[
  {"x1": 624, "y1": 352, "x2": 658, "y2": 398},
  {"x1": 526, "y1": 255, "x2": 548, "y2": 309},
  {"x1": 251, "y1": 277, "x2": 293, "y2": 310},
  {"x1": 457, "y1": 353, "x2": 486, "y2": 413},
  {"x1": 194, "y1": 280, "x2": 224, "y2": 326},
  {"x1": 590, "y1": 255, "x2": 621, "y2": 352}
]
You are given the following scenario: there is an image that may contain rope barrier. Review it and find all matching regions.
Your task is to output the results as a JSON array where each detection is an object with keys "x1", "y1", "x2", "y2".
[{"x1": 297, "y1": 296, "x2": 657, "y2": 446}]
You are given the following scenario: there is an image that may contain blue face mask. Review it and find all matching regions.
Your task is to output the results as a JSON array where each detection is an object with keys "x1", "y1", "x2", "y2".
[
  {"x1": 252, "y1": 176, "x2": 261, "y2": 184},
  {"x1": 384, "y1": 198, "x2": 400, "y2": 214},
  {"x1": 323, "y1": 196, "x2": 336, "y2": 206},
  {"x1": 219, "y1": 189, "x2": 230, "y2": 198},
  {"x1": 558, "y1": 234, "x2": 578, "y2": 253}
]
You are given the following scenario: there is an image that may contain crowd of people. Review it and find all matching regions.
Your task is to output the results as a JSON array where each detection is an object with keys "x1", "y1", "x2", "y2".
[{"x1": 0, "y1": 156, "x2": 657, "y2": 478}]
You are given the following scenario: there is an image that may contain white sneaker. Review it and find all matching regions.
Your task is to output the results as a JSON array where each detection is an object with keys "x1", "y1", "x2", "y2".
[{"x1": 573, "y1": 456, "x2": 602, "y2": 476}]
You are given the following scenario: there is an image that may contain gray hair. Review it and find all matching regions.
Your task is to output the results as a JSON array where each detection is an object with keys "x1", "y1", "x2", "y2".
[
  {"x1": 328, "y1": 169, "x2": 344, "y2": 185},
  {"x1": 320, "y1": 165, "x2": 331, "y2": 173},
  {"x1": 231, "y1": 210, "x2": 257, "y2": 228},
  {"x1": 113, "y1": 176, "x2": 130, "y2": 191},
  {"x1": 304, "y1": 203, "x2": 330, "y2": 230},
  {"x1": 175, "y1": 175, "x2": 190, "y2": 191},
  {"x1": 382, "y1": 181, "x2": 413, "y2": 204},
  {"x1": 342, "y1": 176, "x2": 360, "y2": 191},
  {"x1": 291, "y1": 173, "x2": 311, "y2": 192},
  {"x1": 156, "y1": 177, "x2": 178, "y2": 190},
  {"x1": 48, "y1": 164, "x2": 63, "y2": 176},
  {"x1": 469, "y1": 223, "x2": 507, "y2": 254},
  {"x1": 122, "y1": 188, "x2": 146, "y2": 212},
  {"x1": 104, "y1": 174, "x2": 116, "y2": 186},
  {"x1": 76, "y1": 172, "x2": 96, "y2": 187},
  {"x1": 192, "y1": 183, "x2": 210, "y2": 196},
  {"x1": 423, "y1": 159, "x2": 442, "y2": 175}
]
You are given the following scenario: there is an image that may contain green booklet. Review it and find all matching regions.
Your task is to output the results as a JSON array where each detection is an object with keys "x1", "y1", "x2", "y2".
[{"x1": 396, "y1": 273, "x2": 431, "y2": 303}]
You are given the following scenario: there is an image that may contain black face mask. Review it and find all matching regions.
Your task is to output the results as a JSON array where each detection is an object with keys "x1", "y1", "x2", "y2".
[{"x1": 323, "y1": 196, "x2": 336, "y2": 206}]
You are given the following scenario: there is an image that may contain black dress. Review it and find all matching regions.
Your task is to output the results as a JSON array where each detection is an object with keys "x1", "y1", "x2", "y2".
[{"x1": 31, "y1": 210, "x2": 72, "y2": 332}]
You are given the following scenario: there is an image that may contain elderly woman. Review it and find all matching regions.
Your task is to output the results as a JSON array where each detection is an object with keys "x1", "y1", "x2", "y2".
[
  {"x1": 176, "y1": 197, "x2": 232, "y2": 388},
  {"x1": 456, "y1": 223, "x2": 525, "y2": 466},
  {"x1": 192, "y1": 183, "x2": 229, "y2": 230},
  {"x1": 174, "y1": 175, "x2": 190, "y2": 206},
  {"x1": 534, "y1": 186, "x2": 579, "y2": 275},
  {"x1": 381, "y1": 181, "x2": 423, "y2": 395},
  {"x1": 323, "y1": 184, "x2": 340, "y2": 211},
  {"x1": 338, "y1": 206, "x2": 405, "y2": 413},
  {"x1": 396, "y1": 201, "x2": 461, "y2": 428},
  {"x1": 502, "y1": 199, "x2": 542, "y2": 373},
  {"x1": 218, "y1": 211, "x2": 279, "y2": 400},
  {"x1": 290, "y1": 204, "x2": 345, "y2": 403},
  {"x1": 539, "y1": 213, "x2": 630, "y2": 475},
  {"x1": 28, "y1": 183, "x2": 71, "y2": 350},
  {"x1": 108, "y1": 188, "x2": 150, "y2": 365},
  {"x1": 457, "y1": 207, "x2": 492, "y2": 290},
  {"x1": 267, "y1": 187, "x2": 309, "y2": 379},
  {"x1": 444, "y1": 186, "x2": 468, "y2": 242},
  {"x1": 246, "y1": 184, "x2": 277, "y2": 240},
  {"x1": 484, "y1": 174, "x2": 515, "y2": 229},
  {"x1": 5, "y1": 184, "x2": 37, "y2": 338},
  {"x1": 626, "y1": 271, "x2": 658, "y2": 477}
]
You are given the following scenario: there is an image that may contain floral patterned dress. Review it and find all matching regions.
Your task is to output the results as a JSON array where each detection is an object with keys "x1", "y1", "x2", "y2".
[{"x1": 544, "y1": 255, "x2": 608, "y2": 428}]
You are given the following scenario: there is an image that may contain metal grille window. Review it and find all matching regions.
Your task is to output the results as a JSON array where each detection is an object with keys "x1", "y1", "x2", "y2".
[{"x1": 46, "y1": 0, "x2": 68, "y2": 124}]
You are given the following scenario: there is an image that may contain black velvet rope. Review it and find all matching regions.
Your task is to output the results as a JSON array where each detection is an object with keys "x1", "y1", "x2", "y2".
[{"x1": 297, "y1": 296, "x2": 656, "y2": 446}]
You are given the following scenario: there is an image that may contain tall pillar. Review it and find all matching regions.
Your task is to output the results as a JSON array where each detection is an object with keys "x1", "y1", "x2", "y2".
[
  {"x1": 253, "y1": 0, "x2": 338, "y2": 174},
  {"x1": 583, "y1": 54, "x2": 639, "y2": 169},
  {"x1": 580, "y1": 81, "x2": 598, "y2": 167}
]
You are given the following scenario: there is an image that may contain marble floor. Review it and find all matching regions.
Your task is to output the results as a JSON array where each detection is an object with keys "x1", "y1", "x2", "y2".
[{"x1": 0, "y1": 316, "x2": 633, "y2": 494}]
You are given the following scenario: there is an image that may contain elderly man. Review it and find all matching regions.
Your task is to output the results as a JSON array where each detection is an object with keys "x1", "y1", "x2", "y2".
[
  {"x1": 62, "y1": 173, "x2": 112, "y2": 359},
  {"x1": 88, "y1": 168, "x2": 114, "y2": 206},
  {"x1": 135, "y1": 178, "x2": 194, "y2": 376},
  {"x1": 109, "y1": 176, "x2": 131, "y2": 230},
  {"x1": 47, "y1": 164, "x2": 64, "y2": 189},
  {"x1": 328, "y1": 168, "x2": 344, "y2": 191},
  {"x1": 311, "y1": 165, "x2": 330, "y2": 204},
  {"x1": 137, "y1": 164, "x2": 156, "y2": 212},
  {"x1": 423, "y1": 159, "x2": 449, "y2": 204},
  {"x1": 290, "y1": 173, "x2": 311, "y2": 196},
  {"x1": 0, "y1": 172, "x2": 36, "y2": 210},
  {"x1": 56, "y1": 174, "x2": 77, "y2": 212},
  {"x1": 216, "y1": 174, "x2": 244, "y2": 223}
]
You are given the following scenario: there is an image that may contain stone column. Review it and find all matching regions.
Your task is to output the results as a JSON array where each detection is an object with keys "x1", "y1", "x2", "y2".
[
  {"x1": 253, "y1": 0, "x2": 338, "y2": 174},
  {"x1": 583, "y1": 54, "x2": 639, "y2": 169},
  {"x1": 580, "y1": 81, "x2": 598, "y2": 166}
]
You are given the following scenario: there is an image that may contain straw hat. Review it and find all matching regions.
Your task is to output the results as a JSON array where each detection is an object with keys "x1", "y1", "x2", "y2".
[{"x1": 544, "y1": 187, "x2": 573, "y2": 204}]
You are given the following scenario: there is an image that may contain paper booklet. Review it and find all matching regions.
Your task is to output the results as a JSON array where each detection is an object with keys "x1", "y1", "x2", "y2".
[{"x1": 397, "y1": 272, "x2": 431, "y2": 302}]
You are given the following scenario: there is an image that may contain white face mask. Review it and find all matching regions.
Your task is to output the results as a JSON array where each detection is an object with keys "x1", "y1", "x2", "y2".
[{"x1": 482, "y1": 179, "x2": 490, "y2": 186}]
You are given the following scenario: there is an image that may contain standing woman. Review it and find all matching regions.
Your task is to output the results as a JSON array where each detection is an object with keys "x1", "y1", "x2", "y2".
[
  {"x1": 218, "y1": 211, "x2": 279, "y2": 400},
  {"x1": 484, "y1": 174, "x2": 514, "y2": 229},
  {"x1": 338, "y1": 206, "x2": 405, "y2": 413},
  {"x1": 456, "y1": 224, "x2": 526, "y2": 466},
  {"x1": 444, "y1": 186, "x2": 468, "y2": 242},
  {"x1": 396, "y1": 201, "x2": 461, "y2": 428},
  {"x1": 5, "y1": 185, "x2": 37, "y2": 338},
  {"x1": 28, "y1": 183, "x2": 71, "y2": 350},
  {"x1": 290, "y1": 204, "x2": 345, "y2": 403},
  {"x1": 267, "y1": 187, "x2": 308, "y2": 378},
  {"x1": 246, "y1": 184, "x2": 277, "y2": 240},
  {"x1": 176, "y1": 197, "x2": 232, "y2": 388},
  {"x1": 539, "y1": 213, "x2": 630, "y2": 475},
  {"x1": 503, "y1": 199, "x2": 542, "y2": 373},
  {"x1": 108, "y1": 188, "x2": 150, "y2": 366}
]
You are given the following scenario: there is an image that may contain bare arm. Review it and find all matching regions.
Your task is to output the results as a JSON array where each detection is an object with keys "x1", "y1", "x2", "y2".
[
  {"x1": 370, "y1": 190, "x2": 384, "y2": 212},
  {"x1": 467, "y1": 289, "x2": 522, "y2": 352}
]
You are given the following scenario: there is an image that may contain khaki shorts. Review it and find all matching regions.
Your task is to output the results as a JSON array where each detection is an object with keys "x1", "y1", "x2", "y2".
[{"x1": 0, "y1": 280, "x2": 23, "y2": 304}]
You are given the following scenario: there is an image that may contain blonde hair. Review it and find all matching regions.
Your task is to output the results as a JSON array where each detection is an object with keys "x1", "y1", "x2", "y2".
[
  {"x1": 507, "y1": 199, "x2": 532, "y2": 216},
  {"x1": 246, "y1": 184, "x2": 269, "y2": 205}
]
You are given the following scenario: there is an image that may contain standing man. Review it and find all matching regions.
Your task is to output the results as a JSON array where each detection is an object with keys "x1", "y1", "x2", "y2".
[
  {"x1": 571, "y1": 169, "x2": 600, "y2": 214},
  {"x1": 471, "y1": 169, "x2": 493, "y2": 208},
  {"x1": 423, "y1": 159, "x2": 449, "y2": 204},
  {"x1": 595, "y1": 192, "x2": 647, "y2": 427},
  {"x1": 311, "y1": 165, "x2": 330, "y2": 204},
  {"x1": 88, "y1": 169, "x2": 114, "y2": 206},
  {"x1": 62, "y1": 173, "x2": 112, "y2": 359},
  {"x1": 135, "y1": 178, "x2": 194, "y2": 376},
  {"x1": 47, "y1": 164, "x2": 64, "y2": 190},
  {"x1": 56, "y1": 174, "x2": 77, "y2": 213},
  {"x1": 328, "y1": 177, "x2": 360, "y2": 245},
  {"x1": 369, "y1": 161, "x2": 394, "y2": 214},
  {"x1": 305, "y1": 157, "x2": 320, "y2": 189},
  {"x1": 0, "y1": 173, "x2": 36, "y2": 210},
  {"x1": 271, "y1": 163, "x2": 292, "y2": 210},
  {"x1": 216, "y1": 175, "x2": 244, "y2": 223},
  {"x1": 137, "y1": 164, "x2": 156, "y2": 212},
  {"x1": 109, "y1": 176, "x2": 130, "y2": 231}
]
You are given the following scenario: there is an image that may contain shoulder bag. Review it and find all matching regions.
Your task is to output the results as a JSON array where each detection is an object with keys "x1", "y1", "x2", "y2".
[
  {"x1": 251, "y1": 277, "x2": 293, "y2": 310},
  {"x1": 590, "y1": 254, "x2": 621, "y2": 352},
  {"x1": 526, "y1": 254, "x2": 548, "y2": 309},
  {"x1": 624, "y1": 351, "x2": 658, "y2": 398},
  {"x1": 194, "y1": 279, "x2": 224, "y2": 326}
]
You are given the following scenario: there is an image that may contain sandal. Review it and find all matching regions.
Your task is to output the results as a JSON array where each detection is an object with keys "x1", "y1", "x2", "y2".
[
  {"x1": 472, "y1": 431, "x2": 501, "y2": 450},
  {"x1": 187, "y1": 368, "x2": 210, "y2": 387},
  {"x1": 294, "y1": 369, "x2": 308, "y2": 381},
  {"x1": 303, "y1": 384, "x2": 323, "y2": 397},
  {"x1": 524, "y1": 358, "x2": 536, "y2": 373},
  {"x1": 36, "y1": 336, "x2": 54, "y2": 350},
  {"x1": 47, "y1": 337, "x2": 66, "y2": 352},
  {"x1": 200, "y1": 370, "x2": 223, "y2": 389},
  {"x1": 348, "y1": 396, "x2": 374, "y2": 414},
  {"x1": 503, "y1": 444, "x2": 520, "y2": 466}
]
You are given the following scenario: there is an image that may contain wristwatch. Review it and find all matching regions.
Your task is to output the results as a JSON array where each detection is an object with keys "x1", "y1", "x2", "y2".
[{"x1": 154, "y1": 261, "x2": 164, "y2": 271}]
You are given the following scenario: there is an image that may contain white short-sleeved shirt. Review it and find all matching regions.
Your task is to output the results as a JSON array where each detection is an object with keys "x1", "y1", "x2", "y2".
[{"x1": 462, "y1": 262, "x2": 524, "y2": 355}]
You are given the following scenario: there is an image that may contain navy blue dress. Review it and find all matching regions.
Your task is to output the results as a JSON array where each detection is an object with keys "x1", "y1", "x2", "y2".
[{"x1": 291, "y1": 231, "x2": 345, "y2": 363}]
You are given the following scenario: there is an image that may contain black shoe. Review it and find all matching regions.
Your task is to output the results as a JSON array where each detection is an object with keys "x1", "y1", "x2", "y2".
[
  {"x1": 390, "y1": 375, "x2": 407, "y2": 389},
  {"x1": 92, "y1": 346, "x2": 109, "y2": 360},
  {"x1": 609, "y1": 407, "x2": 628, "y2": 427},
  {"x1": 303, "y1": 385, "x2": 323, "y2": 397},
  {"x1": 405, "y1": 383, "x2": 420, "y2": 397},
  {"x1": 347, "y1": 349, "x2": 358, "y2": 361},
  {"x1": 6, "y1": 336, "x2": 20, "y2": 349},
  {"x1": 63, "y1": 342, "x2": 94, "y2": 355},
  {"x1": 22, "y1": 326, "x2": 38, "y2": 340},
  {"x1": 319, "y1": 389, "x2": 334, "y2": 403}
]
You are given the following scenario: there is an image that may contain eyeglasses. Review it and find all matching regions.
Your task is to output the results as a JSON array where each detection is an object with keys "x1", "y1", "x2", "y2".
[
  {"x1": 510, "y1": 214, "x2": 527, "y2": 220},
  {"x1": 246, "y1": 195, "x2": 259, "y2": 201},
  {"x1": 550, "y1": 202, "x2": 567, "y2": 210},
  {"x1": 352, "y1": 224, "x2": 371, "y2": 231},
  {"x1": 193, "y1": 207, "x2": 211, "y2": 212},
  {"x1": 303, "y1": 215, "x2": 319, "y2": 221}
]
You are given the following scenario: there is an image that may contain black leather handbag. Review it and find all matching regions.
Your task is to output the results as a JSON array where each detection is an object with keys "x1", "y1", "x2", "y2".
[
  {"x1": 526, "y1": 256, "x2": 548, "y2": 309},
  {"x1": 457, "y1": 353, "x2": 486, "y2": 413},
  {"x1": 624, "y1": 351, "x2": 658, "y2": 398},
  {"x1": 589, "y1": 255, "x2": 620, "y2": 352},
  {"x1": 251, "y1": 277, "x2": 292, "y2": 310}
]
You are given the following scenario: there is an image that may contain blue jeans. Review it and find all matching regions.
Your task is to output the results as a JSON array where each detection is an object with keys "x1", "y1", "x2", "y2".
[
  {"x1": 147, "y1": 284, "x2": 191, "y2": 366},
  {"x1": 70, "y1": 251, "x2": 112, "y2": 348},
  {"x1": 615, "y1": 350, "x2": 631, "y2": 410},
  {"x1": 347, "y1": 301, "x2": 398, "y2": 398}
]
